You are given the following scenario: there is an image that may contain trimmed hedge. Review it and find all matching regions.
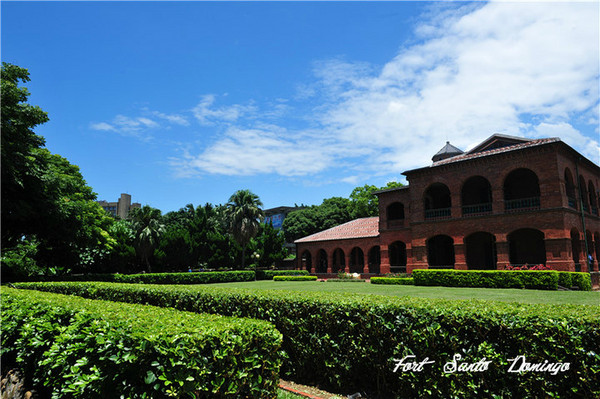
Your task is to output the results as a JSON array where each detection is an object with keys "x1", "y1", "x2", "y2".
[
  {"x1": 273, "y1": 275, "x2": 317, "y2": 281},
  {"x1": 15, "y1": 281, "x2": 600, "y2": 398},
  {"x1": 412, "y1": 269, "x2": 561, "y2": 290},
  {"x1": 1, "y1": 287, "x2": 282, "y2": 398},
  {"x1": 257, "y1": 270, "x2": 310, "y2": 280},
  {"x1": 325, "y1": 279, "x2": 366, "y2": 283},
  {"x1": 370, "y1": 277, "x2": 414, "y2": 285},
  {"x1": 37, "y1": 270, "x2": 255, "y2": 285}
]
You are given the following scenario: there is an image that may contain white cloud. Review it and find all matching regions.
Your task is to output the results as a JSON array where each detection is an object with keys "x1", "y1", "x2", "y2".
[
  {"x1": 152, "y1": 111, "x2": 190, "y2": 126},
  {"x1": 90, "y1": 122, "x2": 115, "y2": 131},
  {"x1": 192, "y1": 94, "x2": 257, "y2": 125}
]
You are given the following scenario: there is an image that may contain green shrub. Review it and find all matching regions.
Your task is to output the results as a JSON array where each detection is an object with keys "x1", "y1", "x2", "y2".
[
  {"x1": 571, "y1": 272, "x2": 592, "y2": 291},
  {"x1": 273, "y1": 275, "x2": 317, "y2": 281},
  {"x1": 370, "y1": 277, "x2": 414, "y2": 285},
  {"x1": 558, "y1": 272, "x2": 573, "y2": 288},
  {"x1": 412, "y1": 269, "x2": 559, "y2": 290},
  {"x1": 325, "y1": 279, "x2": 366, "y2": 283},
  {"x1": 40, "y1": 270, "x2": 255, "y2": 284},
  {"x1": 257, "y1": 270, "x2": 310, "y2": 280},
  {"x1": 1, "y1": 287, "x2": 282, "y2": 398},
  {"x1": 15, "y1": 281, "x2": 600, "y2": 398}
]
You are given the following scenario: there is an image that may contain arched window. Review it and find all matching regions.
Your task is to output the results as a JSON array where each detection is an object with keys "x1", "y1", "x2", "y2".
[
  {"x1": 589, "y1": 181, "x2": 598, "y2": 215},
  {"x1": 317, "y1": 249, "x2": 328, "y2": 273},
  {"x1": 368, "y1": 246, "x2": 381, "y2": 274},
  {"x1": 570, "y1": 228, "x2": 581, "y2": 271},
  {"x1": 349, "y1": 247, "x2": 364, "y2": 274},
  {"x1": 508, "y1": 228, "x2": 546, "y2": 266},
  {"x1": 427, "y1": 235, "x2": 455, "y2": 268},
  {"x1": 464, "y1": 232, "x2": 497, "y2": 270},
  {"x1": 301, "y1": 250, "x2": 312, "y2": 272},
  {"x1": 461, "y1": 176, "x2": 492, "y2": 216},
  {"x1": 386, "y1": 202, "x2": 405, "y2": 229},
  {"x1": 389, "y1": 241, "x2": 407, "y2": 273},
  {"x1": 579, "y1": 176, "x2": 589, "y2": 212},
  {"x1": 424, "y1": 183, "x2": 451, "y2": 220},
  {"x1": 332, "y1": 248, "x2": 345, "y2": 273},
  {"x1": 564, "y1": 168, "x2": 576, "y2": 209},
  {"x1": 504, "y1": 169, "x2": 541, "y2": 212}
]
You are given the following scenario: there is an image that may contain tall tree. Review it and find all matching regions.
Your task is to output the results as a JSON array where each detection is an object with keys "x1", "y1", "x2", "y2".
[
  {"x1": 129, "y1": 206, "x2": 165, "y2": 272},
  {"x1": 225, "y1": 190, "x2": 264, "y2": 269}
]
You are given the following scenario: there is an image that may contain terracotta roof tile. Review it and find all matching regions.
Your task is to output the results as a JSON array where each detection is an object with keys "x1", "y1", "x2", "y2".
[
  {"x1": 294, "y1": 217, "x2": 379, "y2": 243},
  {"x1": 430, "y1": 137, "x2": 561, "y2": 167}
]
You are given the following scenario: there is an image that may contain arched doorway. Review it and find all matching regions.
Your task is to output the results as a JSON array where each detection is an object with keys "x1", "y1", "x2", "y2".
[
  {"x1": 424, "y1": 183, "x2": 451, "y2": 219},
  {"x1": 427, "y1": 235, "x2": 455, "y2": 268},
  {"x1": 462, "y1": 176, "x2": 492, "y2": 216},
  {"x1": 301, "y1": 250, "x2": 312, "y2": 272},
  {"x1": 368, "y1": 246, "x2": 381, "y2": 274},
  {"x1": 504, "y1": 169, "x2": 541, "y2": 212},
  {"x1": 465, "y1": 232, "x2": 497, "y2": 270},
  {"x1": 389, "y1": 241, "x2": 407, "y2": 273},
  {"x1": 508, "y1": 228, "x2": 546, "y2": 266},
  {"x1": 387, "y1": 202, "x2": 405, "y2": 228},
  {"x1": 317, "y1": 249, "x2": 328, "y2": 273},
  {"x1": 349, "y1": 247, "x2": 364, "y2": 274},
  {"x1": 332, "y1": 248, "x2": 345, "y2": 273}
]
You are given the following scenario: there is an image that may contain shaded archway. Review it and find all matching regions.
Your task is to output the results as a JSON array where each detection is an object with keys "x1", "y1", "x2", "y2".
[
  {"x1": 427, "y1": 235, "x2": 455, "y2": 268},
  {"x1": 349, "y1": 247, "x2": 364, "y2": 274},
  {"x1": 465, "y1": 232, "x2": 497, "y2": 270},
  {"x1": 461, "y1": 176, "x2": 492, "y2": 216},
  {"x1": 389, "y1": 241, "x2": 407, "y2": 273},
  {"x1": 504, "y1": 168, "x2": 541, "y2": 212},
  {"x1": 368, "y1": 246, "x2": 381, "y2": 274},
  {"x1": 586, "y1": 230, "x2": 594, "y2": 271},
  {"x1": 595, "y1": 232, "x2": 600, "y2": 271},
  {"x1": 387, "y1": 202, "x2": 405, "y2": 228},
  {"x1": 301, "y1": 250, "x2": 312, "y2": 272},
  {"x1": 317, "y1": 249, "x2": 328, "y2": 273},
  {"x1": 579, "y1": 176, "x2": 589, "y2": 212},
  {"x1": 589, "y1": 181, "x2": 598, "y2": 215},
  {"x1": 332, "y1": 248, "x2": 345, "y2": 273},
  {"x1": 570, "y1": 228, "x2": 581, "y2": 271},
  {"x1": 508, "y1": 228, "x2": 546, "y2": 266},
  {"x1": 564, "y1": 168, "x2": 576, "y2": 208},
  {"x1": 424, "y1": 183, "x2": 451, "y2": 219}
]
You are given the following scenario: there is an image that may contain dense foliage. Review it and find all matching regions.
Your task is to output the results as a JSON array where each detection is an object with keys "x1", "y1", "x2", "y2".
[
  {"x1": 1, "y1": 288, "x2": 282, "y2": 398},
  {"x1": 370, "y1": 277, "x2": 414, "y2": 285},
  {"x1": 412, "y1": 269, "x2": 592, "y2": 291},
  {"x1": 272, "y1": 276, "x2": 318, "y2": 281},
  {"x1": 17, "y1": 281, "x2": 600, "y2": 398},
  {"x1": 255, "y1": 270, "x2": 310, "y2": 280}
]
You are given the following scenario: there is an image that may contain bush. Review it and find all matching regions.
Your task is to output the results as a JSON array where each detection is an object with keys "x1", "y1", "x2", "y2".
[
  {"x1": 571, "y1": 272, "x2": 592, "y2": 291},
  {"x1": 558, "y1": 272, "x2": 573, "y2": 288},
  {"x1": 15, "y1": 281, "x2": 600, "y2": 398},
  {"x1": 256, "y1": 269, "x2": 310, "y2": 280},
  {"x1": 1, "y1": 287, "x2": 282, "y2": 398},
  {"x1": 325, "y1": 279, "x2": 366, "y2": 283},
  {"x1": 412, "y1": 269, "x2": 559, "y2": 290},
  {"x1": 370, "y1": 277, "x2": 414, "y2": 285},
  {"x1": 272, "y1": 275, "x2": 317, "y2": 281},
  {"x1": 37, "y1": 270, "x2": 256, "y2": 284}
]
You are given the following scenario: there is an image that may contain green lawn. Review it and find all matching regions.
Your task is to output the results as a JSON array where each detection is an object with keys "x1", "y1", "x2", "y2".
[{"x1": 207, "y1": 280, "x2": 600, "y2": 306}]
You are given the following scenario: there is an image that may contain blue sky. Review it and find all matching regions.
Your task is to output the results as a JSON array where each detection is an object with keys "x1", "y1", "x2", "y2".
[{"x1": 2, "y1": 1, "x2": 599, "y2": 213}]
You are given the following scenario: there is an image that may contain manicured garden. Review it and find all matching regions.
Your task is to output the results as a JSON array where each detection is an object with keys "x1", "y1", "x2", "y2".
[{"x1": 10, "y1": 280, "x2": 600, "y2": 398}]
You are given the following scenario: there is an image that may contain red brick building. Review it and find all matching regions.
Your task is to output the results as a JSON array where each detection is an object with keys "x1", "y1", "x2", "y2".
[{"x1": 295, "y1": 134, "x2": 600, "y2": 275}]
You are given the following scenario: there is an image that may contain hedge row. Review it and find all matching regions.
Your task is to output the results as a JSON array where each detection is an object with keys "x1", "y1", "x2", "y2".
[
  {"x1": 412, "y1": 269, "x2": 592, "y2": 290},
  {"x1": 558, "y1": 272, "x2": 593, "y2": 291},
  {"x1": 1, "y1": 287, "x2": 282, "y2": 398},
  {"x1": 37, "y1": 270, "x2": 256, "y2": 285},
  {"x1": 370, "y1": 277, "x2": 414, "y2": 285},
  {"x1": 15, "y1": 282, "x2": 600, "y2": 398},
  {"x1": 256, "y1": 270, "x2": 310, "y2": 280},
  {"x1": 272, "y1": 275, "x2": 317, "y2": 281}
]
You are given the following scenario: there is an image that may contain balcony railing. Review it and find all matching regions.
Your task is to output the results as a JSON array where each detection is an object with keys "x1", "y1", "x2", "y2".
[
  {"x1": 425, "y1": 208, "x2": 451, "y2": 220},
  {"x1": 462, "y1": 203, "x2": 492, "y2": 217},
  {"x1": 504, "y1": 197, "x2": 540, "y2": 213},
  {"x1": 386, "y1": 219, "x2": 405, "y2": 229},
  {"x1": 568, "y1": 196, "x2": 577, "y2": 209}
]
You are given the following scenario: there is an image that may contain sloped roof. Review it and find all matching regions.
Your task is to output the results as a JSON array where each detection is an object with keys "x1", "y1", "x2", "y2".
[
  {"x1": 294, "y1": 217, "x2": 379, "y2": 243},
  {"x1": 432, "y1": 141, "x2": 464, "y2": 162}
]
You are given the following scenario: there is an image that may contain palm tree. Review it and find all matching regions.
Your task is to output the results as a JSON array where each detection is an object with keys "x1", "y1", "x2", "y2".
[
  {"x1": 129, "y1": 205, "x2": 165, "y2": 272},
  {"x1": 225, "y1": 189, "x2": 264, "y2": 269}
]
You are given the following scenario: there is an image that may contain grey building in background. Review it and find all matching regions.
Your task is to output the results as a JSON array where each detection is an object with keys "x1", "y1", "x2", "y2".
[{"x1": 97, "y1": 193, "x2": 141, "y2": 218}]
